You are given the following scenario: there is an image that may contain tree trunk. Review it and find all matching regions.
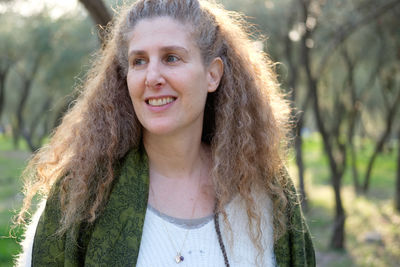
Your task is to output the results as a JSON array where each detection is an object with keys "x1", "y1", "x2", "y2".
[
  {"x1": 15, "y1": 56, "x2": 41, "y2": 147},
  {"x1": 349, "y1": 139, "x2": 360, "y2": 193},
  {"x1": 11, "y1": 120, "x2": 20, "y2": 149},
  {"x1": 284, "y1": 1, "x2": 308, "y2": 210},
  {"x1": 21, "y1": 130, "x2": 38, "y2": 152},
  {"x1": 295, "y1": 94, "x2": 311, "y2": 211},
  {"x1": 331, "y1": 168, "x2": 346, "y2": 248},
  {"x1": 0, "y1": 72, "x2": 6, "y2": 122},
  {"x1": 363, "y1": 146, "x2": 380, "y2": 193},
  {"x1": 308, "y1": 73, "x2": 346, "y2": 249},
  {"x1": 299, "y1": 0, "x2": 346, "y2": 249},
  {"x1": 16, "y1": 78, "x2": 32, "y2": 146},
  {"x1": 78, "y1": 0, "x2": 112, "y2": 43},
  {"x1": 341, "y1": 48, "x2": 361, "y2": 193},
  {"x1": 294, "y1": 122, "x2": 307, "y2": 210},
  {"x1": 22, "y1": 97, "x2": 52, "y2": 152},
  {"x1": 395, "y1": 127, "x2": 400, "y2": 212},
  {"x1": 363, "y1": 90, "x2": 400, "y2": 192},
  {"x1": 347, "y1": 91, "x2": 361, "y2": 194},
  {"x1": 0, "y1": 64, "x2": 11, "y2": 124}
]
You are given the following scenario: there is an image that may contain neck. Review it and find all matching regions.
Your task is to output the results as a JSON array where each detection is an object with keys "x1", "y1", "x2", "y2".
[
  {"x1": 143, "y1": 130, "x2": 215, "y2": 219},
  {"x1": 143, "y1": 130, "x2": 207, "y2": 179}
]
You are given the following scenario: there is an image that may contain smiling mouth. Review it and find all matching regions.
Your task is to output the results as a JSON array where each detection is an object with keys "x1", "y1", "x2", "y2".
[{"x1": 146, "y1": 97, "x2": 176, "y2": 106}]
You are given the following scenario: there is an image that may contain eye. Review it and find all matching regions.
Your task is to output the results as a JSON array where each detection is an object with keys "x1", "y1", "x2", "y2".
[
  {"x1": 132, "y1": 58, "x2": 147, "y2": 67},
  {"x1": 165, "y1": 54, "x2": 180, "y2": 64}
]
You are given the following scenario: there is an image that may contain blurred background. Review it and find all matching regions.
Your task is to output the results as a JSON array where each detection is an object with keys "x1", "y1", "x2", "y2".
[{"x1": 0, "y1": 0, "x2": 399, "y2": 266}]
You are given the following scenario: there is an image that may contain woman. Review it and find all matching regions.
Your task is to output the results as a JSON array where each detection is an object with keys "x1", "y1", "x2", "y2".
[{"x1": 16, "y1": 0, "x2": 315, "y2": 266}]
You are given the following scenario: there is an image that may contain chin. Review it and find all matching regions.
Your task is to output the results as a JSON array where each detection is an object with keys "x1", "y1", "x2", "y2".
[{"x1": 143, "y1": 124, "x2": 177, "y2": 136}]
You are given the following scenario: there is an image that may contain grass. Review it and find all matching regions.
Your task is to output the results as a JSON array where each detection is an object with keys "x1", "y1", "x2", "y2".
[
  {"x1": 0, "y1": 133, "x2": 399, "y2": 266},
  {"x1": 0, "y1": 136, "x2": 31, "y2": 266}
]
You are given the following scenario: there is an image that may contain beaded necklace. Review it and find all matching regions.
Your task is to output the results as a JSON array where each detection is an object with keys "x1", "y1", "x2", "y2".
[{"x1": 214, "y1": 210, "x2": 230, "y2": 267}]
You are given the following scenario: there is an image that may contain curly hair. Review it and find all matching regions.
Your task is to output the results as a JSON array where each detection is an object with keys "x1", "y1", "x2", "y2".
[{"x1": 17, "y1": 0, "x2": 291, "y2": 259}]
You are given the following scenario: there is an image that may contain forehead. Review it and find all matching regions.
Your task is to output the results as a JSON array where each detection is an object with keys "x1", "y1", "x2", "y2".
[{"x1": 128, "y1": 16, "x2": 196, "y2": 51}]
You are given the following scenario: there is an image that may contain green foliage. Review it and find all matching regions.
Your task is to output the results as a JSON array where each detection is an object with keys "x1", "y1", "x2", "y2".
[{"x1": 0, "y1": 4, "x2": 99, "y2": 147}]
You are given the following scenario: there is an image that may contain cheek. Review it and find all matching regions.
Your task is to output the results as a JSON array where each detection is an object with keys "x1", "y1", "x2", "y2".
[
  {"x1": 177, "y1": 69, "x2": 208, "y2": 92},
  {"x1": 126, "y1": 73, "x2": 142, "y2": 101},
  {"x1": 188, "y1": 71, "x2": 210, "y2": 99}
]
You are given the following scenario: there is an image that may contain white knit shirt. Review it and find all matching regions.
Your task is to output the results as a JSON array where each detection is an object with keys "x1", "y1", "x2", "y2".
[{"x1": 137, "y1": 192, "x2": 276, "y2": 267}]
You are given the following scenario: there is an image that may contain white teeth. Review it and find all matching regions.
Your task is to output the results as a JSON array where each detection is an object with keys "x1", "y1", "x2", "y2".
[{"x1": 148, "y1": 97, "x2": 175, "y2": 106}]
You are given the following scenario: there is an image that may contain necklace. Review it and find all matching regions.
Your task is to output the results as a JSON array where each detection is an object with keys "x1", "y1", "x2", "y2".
[
  {"x1": 149, "y1": 176, "x2": 202, "y2": 264},
  {"x1": 214, "y1": 202, "x2": 230, "y2": 267}
]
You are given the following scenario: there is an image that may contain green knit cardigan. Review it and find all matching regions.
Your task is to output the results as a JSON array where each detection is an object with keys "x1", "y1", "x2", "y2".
[{"x1": 31, "y1": 149, "x2": 315, "y2": 266}]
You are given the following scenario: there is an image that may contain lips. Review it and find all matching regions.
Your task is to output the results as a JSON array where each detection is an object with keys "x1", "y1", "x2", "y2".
[{"x1": 146, "y1": 96, "x2": 176, "y2": 106}]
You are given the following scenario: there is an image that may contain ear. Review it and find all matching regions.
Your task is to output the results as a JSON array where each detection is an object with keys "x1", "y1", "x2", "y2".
[{"x1": 206, "y1": 57, "x2": 224, "y2": 93}]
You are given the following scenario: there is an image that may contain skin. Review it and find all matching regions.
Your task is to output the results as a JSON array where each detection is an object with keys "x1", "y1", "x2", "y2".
[{"x1": 126, "y1": 16, "x2": 223, "y2": 219}]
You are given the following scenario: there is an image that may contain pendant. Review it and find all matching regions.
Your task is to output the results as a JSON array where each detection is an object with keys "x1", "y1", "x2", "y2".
[{"x1": 175, "y1": 252, "x2": 184, "y2": 263}]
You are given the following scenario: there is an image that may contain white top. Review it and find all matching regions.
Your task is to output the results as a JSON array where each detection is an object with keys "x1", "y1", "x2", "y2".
[
  {"x1": 136, "y1": 205, "x2": 224, "y2": 266},
  {"x1": 137, "y1": 191, "x2": 276, "y2": 267}
]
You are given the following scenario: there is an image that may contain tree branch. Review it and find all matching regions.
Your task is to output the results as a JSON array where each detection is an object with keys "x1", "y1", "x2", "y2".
[
  {"x1": 78, "y1": 0, "x2": 112, "y2": 43},
  {"x1": 317, "y1": 0, "x2": 400, "y2": 75}
]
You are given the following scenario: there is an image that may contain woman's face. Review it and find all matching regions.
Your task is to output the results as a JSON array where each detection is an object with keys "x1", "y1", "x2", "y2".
[{"x1": 126, "y1": 16, "x2": 222, "y2": 138}]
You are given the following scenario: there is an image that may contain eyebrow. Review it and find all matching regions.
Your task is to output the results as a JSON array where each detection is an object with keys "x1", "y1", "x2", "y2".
[{"x1": 128, "y1": 46, "x2": 189, "y2": 58}]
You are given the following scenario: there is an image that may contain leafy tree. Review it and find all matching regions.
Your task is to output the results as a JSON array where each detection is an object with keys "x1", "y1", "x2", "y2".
[
  {"x1": 0, "y1": 11, "x2": 18, "y2": 129},
  {"x1": 1, "y1": 5, "x2": 98, "y2": 151},
  {"x1": 396, "y1": 127, "x2": 400, "y2": 212},
  {"x1": 220, "y1": 0, "x2": 400, "y2": 249}
]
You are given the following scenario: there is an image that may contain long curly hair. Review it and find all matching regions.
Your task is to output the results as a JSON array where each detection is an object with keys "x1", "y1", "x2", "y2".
[{"x1": 17, "y1": 0, "x2": 291, "y2": 258}]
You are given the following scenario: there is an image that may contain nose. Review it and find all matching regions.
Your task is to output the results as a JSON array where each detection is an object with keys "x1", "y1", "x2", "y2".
[{"x1": 145, "y1": 60, "x2": 165, "y2": 88}]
